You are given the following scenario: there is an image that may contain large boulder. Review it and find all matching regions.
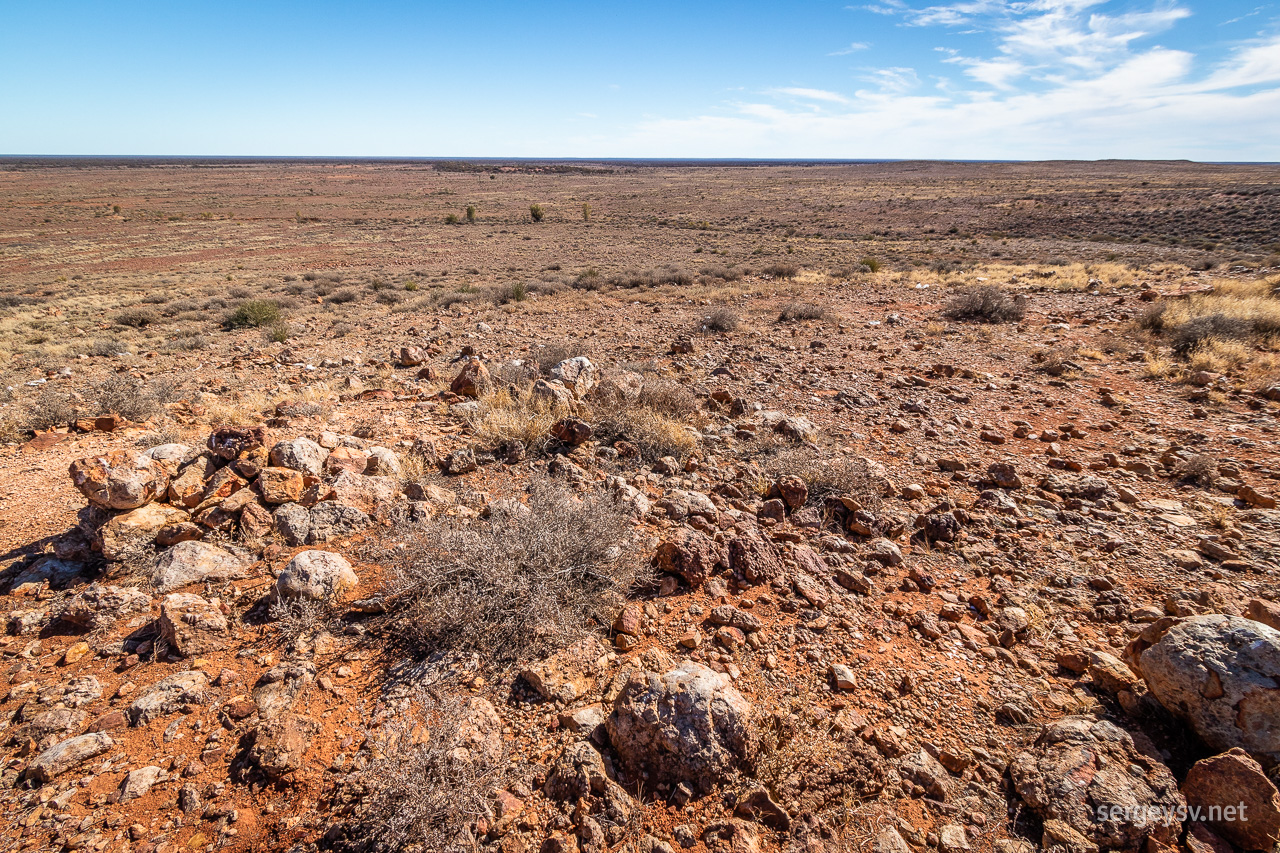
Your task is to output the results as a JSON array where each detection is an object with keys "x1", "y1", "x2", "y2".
[
  {"x1": 328, "y1": 471, "x2": 399, "y2": 515},
  {"x1": 158, "y1": 593, "x2": 229, "y2": 656},
  {"x1": 241, "y1": 713, "x2": 317, "y2": 780},
  {"x1": 269, "y1": 437, "x2": 327, "y2": 477},
  {"x1": 253, "y1": 661, "x2": 316, "y2": 720},
  {"x1": 25, "y1": 733, "x2": 113, "y2": 783},
  {"x1": 58, "y1": 584, "x2": 153, "y2": 630},
  {"x1": 100, "y1": 503, "x2": 189, "y2": 561},
  {"x1": 127, "y1": 671, "x2": 209, "y2": 726},
  {"x1": 589, "y1": 371, "x2": 644, "y2": 405},
  {"x1": 654, "y1": 529, "x2": 724, "y2": 588},
  {"x1": 606, "y1": 661, "x2": 753, "y2": 794},
  {"x1": 1132, "y1": 615, "x2": 1280, "y2": 762},
  {"x1": 451, "y1": 358, "x2": 490, "y2": 398},
  {"x1": 306, "y1": 501, "x2": 370, "y2": 543},
  {"x1": 1008, "y1": 716, "x2": 1184, "y2": 851},
  {"x1": 550, "y1": 357, "x2": 597, "y2": 398},
  {"x1": 1183, "y1": 748, "x2": 1280, "y2": 851},
  {"x1": 276, "y1": 550, "x2": 358, "y2": 601},
  {"x1": 69, "y1": 451, "x2": 169, "y2": 510},
  {"x1": 273, "y1": 502, "x2": 311, "y2": 545},
  {"x1": 152, "y1": 541, "x2": 250, "y2": 592},
  {"x1": 728, "y1": 532, "x2": 784, "y2": 583},
  {"x1": 256, "y1": 467, "x2": 304, "y2": 504}
]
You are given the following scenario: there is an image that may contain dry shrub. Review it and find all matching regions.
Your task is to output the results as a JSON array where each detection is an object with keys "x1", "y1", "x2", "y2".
[
  {"x1": 267, "y1": 597, "x2": 331, "y2": 646},
  {"x1": 532, "y1": 340, "x2": 587, "y2": 375},
  {"x1": 778, "y1": 302, "x2": 825, "y2": 322},
  {"x1": 762, "y1": 263, "x2": 799, "y2": 279},
  {"x1": 593, "y1": 376, "x2": 702, "y2": 463},
  {"x1": 1032, "y1": 346, "x2": 1083, "y2": 377},
  {"x1": 377, "y1": 479, "x2": 643, "y2": 662},
  {"x1": 113, "y1": 307, "x2": 159, "y2": 328},
  {"x1": 333, "y1": 690, "x2": 509, "y2": 853},
  {"x1": 1180, "y1": 453, "x2": 1218, "y2": 487},
  {"x1": 699, "y1": 264, "x2": 743, "y2": 282},
  {"x1": 93, "y1": 374, "x2": 177, "y2": 422},
  {"x1": 943, "y1": 285, "x2": 1026, "y2": 323},
  {"x1": 23, "y1": 385, "x2": 77, "y2": 431},
  {"x1": 755, "y1": 443, "x2": 880, "y2": 508},
  {"x1": 703, "y1": 307, "x2": 740, "y2": 332},
  {"x1": 1171, "y1": 313, "x2": 1251, "y2": 356}
]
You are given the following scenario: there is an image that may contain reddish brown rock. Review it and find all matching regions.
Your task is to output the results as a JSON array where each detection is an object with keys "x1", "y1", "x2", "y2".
[
  {"x1": 1183, "y1": 749, "x2": 1280, "y2": 851},
  {"x1": 654, "y1": 529, "x2": 724, "y2": 588},
  {"x1": 451, "y1": 358, "x2": 490, "y2": 398},
  {"x1": 257, "y1": 467, "x2": 304, "y2": 504},
  {"x1": 69, "y1": 451, "x2": 169, "y2": 510}
]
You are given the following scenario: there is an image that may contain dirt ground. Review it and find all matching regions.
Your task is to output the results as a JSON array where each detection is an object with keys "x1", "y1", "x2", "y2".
[{"x1": 1, "y1": 159, "x2": 1279, "y2": 853}]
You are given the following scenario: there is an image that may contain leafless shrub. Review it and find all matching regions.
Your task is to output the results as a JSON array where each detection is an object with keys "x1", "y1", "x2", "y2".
[
  {"x1": 1137, "y1": 302, "x2": 1167, "y2": 332},
  {"x1": 532, "y1": 340, "x2": 587, "y2": 376},
  {"x1": 703, "y1": 307, "x2": 740, "y2": 333},
  {"x1": 89, "y1": 339, "x2": 126, "y2": 357},
  {"x1": 376, "y1": 479, "x2": 643, "y2": 663},
  {"x1": 268, "y1": 597, "x2": 332, "y2": 645},
  {"x1": 166, "y1": 333, "x2": 207, "y2": 352},
  {"x1": 943, "y1": 286, "x2": 1026, "y2": 323},
  {"x1": 756, "y1": 443, "x2": 880, "y2": 508},
  {"x1": 1171, "y1": 313, "x2": 1251, "y2": 355},
  {"x1": 327, "y1": 289, "x2": 360, "y2": 305},
  {"x1": 23, "y1": 386, "x2": 77, "y2": 431},
  {"x1": 113, "y1": 307, "x2": 159, "y2": 328},
  {"x1": 93, "y1": 374, "x2": 178, "y2": 422},
  {"x1": 1032, "y1": 346, "x2": 1082, "y2": 377},
  {"x1": 636, "y1": 377, "x2": 699, "y2": 419},
  {"x1": 762, "y1": 263, "x2": 799, "y2": 279},
  {"x1": 332, "y1": 690, "x2": 509, "y2": 853},
  {"x1": 778, "y1": 302, "x2": 825, "y2": 322},
  {"x1": 699, "y1": 264, "x2": 743, "y2": 282},
  {"x1": 1181, "y1": 453, "x2": 1219, "y2": 487}
]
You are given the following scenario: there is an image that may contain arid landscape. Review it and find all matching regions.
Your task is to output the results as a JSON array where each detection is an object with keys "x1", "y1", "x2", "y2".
[{"x1": 1, "y1": 157, "x2": 1280, "y2": 853}]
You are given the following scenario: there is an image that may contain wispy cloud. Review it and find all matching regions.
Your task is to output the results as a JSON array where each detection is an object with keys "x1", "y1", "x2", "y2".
[
  {"x1": 769, "y1": 87, "x2": 853, "y2": 104},
  {"x1": 829, "y1": 41, "x2": 872, "y2": 55},
  {"x1": 609, "y1": 4, "x2": 1280, "y2": 160}
]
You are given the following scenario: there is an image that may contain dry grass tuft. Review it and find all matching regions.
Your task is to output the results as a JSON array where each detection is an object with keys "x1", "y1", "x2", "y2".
[{"x1": 465, "y1": 386, "x2": 565, "y2": 454}]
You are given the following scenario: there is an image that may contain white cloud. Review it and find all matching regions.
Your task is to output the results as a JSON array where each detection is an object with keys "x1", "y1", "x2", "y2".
[
  {"x1": 769, "y1": 87, "x2": 853, "y2": 104},
  {"x1": 600, "y1": 6, "x2": 1280, "y2": 160},
  {"x1": 830, "y1": 41, "x2": 872, "y2": 54},
  {"x1": 859, "y1": 66, "x2": 922, "y2": 91}
]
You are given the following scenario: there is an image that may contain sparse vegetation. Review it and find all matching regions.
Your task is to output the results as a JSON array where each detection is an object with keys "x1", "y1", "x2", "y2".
[
  {"x1": 778, "y1": 302, "x2": 825, "y2": 322},
  {"x1": 93, "y1": 373, "x2": 177, "y2": 422},
  {"x1": 943, "y1": 285, "x2": 1026, "y2": 323},
  {"x1": 704, "y1": 307, "x2": 740, "y2": 332},
  {"x1": 333, "y1": 690, "x2": 510, "y2": 853},
  {"x1": 529, "y1": 203, "x2": 545, "y2": 222},
  {"x1": 224, "y1": 299, "x2": 282, "y2": 329},
  {"x1": 376, "y1": 478, "x2": 642, "y2": 662}
]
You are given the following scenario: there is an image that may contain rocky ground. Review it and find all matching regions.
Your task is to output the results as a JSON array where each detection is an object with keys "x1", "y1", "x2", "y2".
[{"x1": 1, "y1": 160, "x2": 1280, "y2": 853}]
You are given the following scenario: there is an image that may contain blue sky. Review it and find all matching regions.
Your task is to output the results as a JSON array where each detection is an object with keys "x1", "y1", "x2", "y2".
[{"x1": 2, "y1": 0, "x2": 1278, "y2": 159}]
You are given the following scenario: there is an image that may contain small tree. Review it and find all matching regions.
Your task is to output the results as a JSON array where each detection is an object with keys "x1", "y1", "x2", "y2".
[
  {"x1": 465, "y1": 205, "x2": 477, "y2": 223},
  {"x1": 529, "y1": 204, "x2": 545, "y2": 222},
  {"x1": 582, "y1": 202, "x2": 592, "y2": 222}
]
